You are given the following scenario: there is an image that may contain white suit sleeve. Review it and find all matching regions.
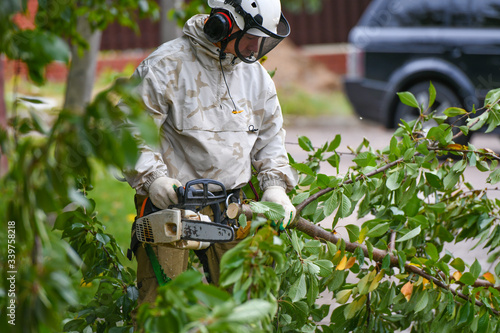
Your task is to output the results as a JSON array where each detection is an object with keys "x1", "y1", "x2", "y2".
[
  {"x1": 119, "y1": 66, "x2": 170, "y2": 196},
  {"x1": 252, "y1": 84, "x2": 297, "y2": 192}
]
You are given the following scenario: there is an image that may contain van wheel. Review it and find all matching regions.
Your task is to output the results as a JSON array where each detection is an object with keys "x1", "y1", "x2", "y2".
[{"x1": 393, "y1": 81, "x2": 470, "y2": 147}]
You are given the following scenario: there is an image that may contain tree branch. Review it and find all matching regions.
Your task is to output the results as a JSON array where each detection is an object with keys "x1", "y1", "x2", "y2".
[
  {"x1": 227, "y1": 204, "x2": 500, "y2": 316},
  {"x1": 295, "y1": 158, "x2": 404, "y2": 214},
  {"x1": 428, "y1": 146, "x2": 500, "y2": 160}
]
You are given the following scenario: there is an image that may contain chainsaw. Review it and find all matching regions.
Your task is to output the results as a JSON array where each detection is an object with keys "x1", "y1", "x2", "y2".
[{"x1": 133, "y1": 179, "x2": 235, "y2": 250}]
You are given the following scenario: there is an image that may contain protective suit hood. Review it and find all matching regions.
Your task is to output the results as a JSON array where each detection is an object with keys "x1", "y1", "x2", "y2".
[{"x1": 183, "y1": 14, "x2": 242, "y2": 68}]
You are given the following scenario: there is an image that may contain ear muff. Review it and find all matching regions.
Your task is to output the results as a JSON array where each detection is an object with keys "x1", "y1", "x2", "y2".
[{"x1": 203, "y1": 11, "x2": 234, "y2": 43}]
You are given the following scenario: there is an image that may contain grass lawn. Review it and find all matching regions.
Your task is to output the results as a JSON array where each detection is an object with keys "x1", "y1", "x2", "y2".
[{"x1": 88, "y1": 163, "x2": 137, "y2": 269}]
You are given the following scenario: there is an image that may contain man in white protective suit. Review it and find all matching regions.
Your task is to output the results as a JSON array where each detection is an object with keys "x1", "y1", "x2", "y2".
[{"x1": 121, "y1": 0, "x2": 297, "y2": 308}]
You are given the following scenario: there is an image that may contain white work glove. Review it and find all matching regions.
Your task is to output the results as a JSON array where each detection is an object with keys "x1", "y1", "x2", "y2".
[
  {"x1": 261, "y1": 186, "x2": 296, "y2": 230},
  {"x1": 148, "y1": 177, "x2": 182, "y2": 209}
]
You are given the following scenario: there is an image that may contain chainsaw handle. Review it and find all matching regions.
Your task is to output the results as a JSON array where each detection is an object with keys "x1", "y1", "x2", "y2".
[{"x1": 175, "y1": 179, "x2": 227, "y2": 206}]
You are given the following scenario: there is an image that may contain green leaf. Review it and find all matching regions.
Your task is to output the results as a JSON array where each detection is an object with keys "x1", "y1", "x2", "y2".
[
  {"x1": 345, "y1": 224, "x2": 360, "y2": 243},
  {"x1": 459, "y1": 272, "x2": 476, "y2": 285},
  {"x1": 381, "y1": 254, "x2": 391, "y2": 271},
  {"x1": 238, "y1": 214, "x2": 247, "y2": 228},
  {"x1": 292, "y1": 192, "x2": 309, "y2": 205},
  {"x1": 96, "y1": 233, "x2": 110, "y2": 245},
  {"x1": 457, "y1": 301, "x2": 471, "y2": 326},
  {"x1": 450, "y1": 258, "x2": 465, "y2": 272},
  {"x1": 396, "y1": 226, "x2": 421, "y2": 243},
  {"x1": 389, "y1": 136, "x2": 401, "y2": 156},
  {"x1": 298, "y1": 136, "x2": 314, "y2": 152},
  {"x1": 221, "y1": 264, "x2": 244, "y2": 286},
  {"x1": 470, "y1": 259, "x2": 481, "y2": 279},
  {"x1": 316, "y1": 174, "x2": 330, "y2": 188},
  {"x1": 366, "y1": 222, "x2": 390, "y2": 238},
  {"x1": 425, "y1": 243, "x2": 439, "y2": 262},
  {"x1": 126, "y1": 286, "x2": 139, "y2": 302},
  {"x1": 468, "y1": 113, "x2": 488, "y2": 131},
  {"x1": 365, "y1": 240, "x2": 374, "y2": 261},
  {"x1": 386, "y1": 171, "x2": 402, "y2": 191},
  {"x1": 121, "y1": 130, "x2": 139, "y2": 167},
  {"x1": 316, "y1": 260, "x2": 334, "y2": 277},
  {"x1": 291, "y1": 230, "x2": 303, "y2": 254},
  {"x1": 428, "y1": 82, "x2": 436, "y2": 108},
  {"x1": 339, "y1": 193, "x2": 352, "y2": 218},
  {"x1": 477, "y1": 312, "x2": 490, "y2": 333},
  {"x1": 437, "y1": 225, "x2": 454, "y2": 242},
  {"x1": 414, "y1": 291, "x2": 429, "y2": 313},
  {"x1": 327, "y1": 242, "x2": 337, "y2": 257},
  {"x1": 357, "y1": 270, "x2": 376, "y2": 295},
  {"x1": 403, "y1": 194, "x2": 421, "y2": 217},
  {"x1": 292, "y1": 163, "x2": 315, "y2": 176},
  {"x1": 459, "y1": 125, "x2": 469, "y2": 136},
  {"x1": 327, "y1": 134, "x2": 341, "y2": 152},
  {"x1": 397, "y1": 91, "x2": 420, "y2": 109},
  {"x1": 352, "y1": 152, "x2": 377, "y2": 167},
  {"x1": 289, "y1": 273, "x2": 307, "y2": 303},
  {"x1": 323, "y1": 192, "x2": 339, "y2": 217},
  {"x1": 63, "y1": 319, "x2": 86, "y2": 332},
  {"x1": 327, "y1": 153, "x2": 340, "y2": 172},
  {"x1": 30, "y1": 31, "x2": 70, "y2": 64},
  {"x1": 368, "y1": 270, "x2": 385, "y2": 293},
  {"x1": 452, "y1": 159, "x2": 467, "y2": 173},
  {"x1": 336, "y1": 289, "x2": 352, "y2": 304},
  {"x1": 444, "y1": 107, "x2": 467, "y2": 117},
  {"x1": 487, "y1": 168, "x2": 500, "y2": 184},
  {"x1": 226, "y1": 300, "x2": 273, "y2": 323},
  {"x1": 327, "y1": 270, "x2": 346, "y2": 292},
  {"x1": 344, "y1": 295, "x2": 367, "y2": 319},
  {"x1": 109, "y1": 327, "x2": 133, "y2": 333},
  {"x1": 486, "y1": 108, "x2": 500, "y2": 133},
  {"x1": 443, "y1": 171, "x2": 460, "y2": 190},
  {"x1": 54, "y1": 211, "x2": 77, "y2": 231},
  {"x1": 425, "y1": 172, "x2": 443, "y2": 189},
  {"x1": 259, "y1": 201, "x2": 285, "y2": 220},
  {"x1": 303, "y1": 240, "x2": 321, "y2": 254},
  {"x1": 69, "y1": 188, "x2": 91, "y2": 208},
  {"x1": 428, "y1": 124, "x2": 453, "y2": 145}
]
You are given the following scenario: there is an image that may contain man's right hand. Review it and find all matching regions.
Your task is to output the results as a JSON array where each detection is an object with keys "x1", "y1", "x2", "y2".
[{"x1": 148, "y1": 177, "x2": 182, "y2": 209}]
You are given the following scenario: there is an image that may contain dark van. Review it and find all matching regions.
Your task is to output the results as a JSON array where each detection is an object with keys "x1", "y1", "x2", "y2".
[{"x1": 343, "y1": 0, "x2": 500, "y2": 137}]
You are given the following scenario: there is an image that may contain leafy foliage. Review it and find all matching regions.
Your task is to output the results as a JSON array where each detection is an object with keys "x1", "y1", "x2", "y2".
[
  {"x1": 134, "y1": 84, "x2": 500, "y2": 332},
  {"x1": 0, "y1": 0, "x2": 158, "y2": 84},
  {"x1": 2, "y1": 2, "x2": 500, "y2": 332},
  {"x1": 0, "y1": 77, "x2": 156, "y2": 332}
]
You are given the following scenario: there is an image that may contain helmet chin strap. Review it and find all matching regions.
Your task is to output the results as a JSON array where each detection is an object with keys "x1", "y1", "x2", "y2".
[{"x1": 217, "y1": 30, "x2": 245, "y2": 60}]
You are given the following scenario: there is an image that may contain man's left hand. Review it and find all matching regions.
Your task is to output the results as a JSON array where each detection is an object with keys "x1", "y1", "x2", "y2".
[{"x1": 261, "y1": 186, "x2": 296, "y2": 230}]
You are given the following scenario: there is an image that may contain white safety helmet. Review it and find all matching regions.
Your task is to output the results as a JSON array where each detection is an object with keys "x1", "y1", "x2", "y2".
[{"x1": 205, "y1": 0, "x2": 290, "y2": 63}]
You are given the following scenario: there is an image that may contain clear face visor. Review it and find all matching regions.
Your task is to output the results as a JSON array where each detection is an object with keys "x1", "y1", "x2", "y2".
[{"x1": 234, "y1": 13, "x2": 290, "y2": 63}]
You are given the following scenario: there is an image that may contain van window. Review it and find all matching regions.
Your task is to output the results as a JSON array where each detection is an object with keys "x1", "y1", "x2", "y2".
[
  {"x1": 473, "y1": 0, "x2": 500, "y2": 27},
  {"x1": 364, "y1": 0, "x2": 471, "y2": 27}
]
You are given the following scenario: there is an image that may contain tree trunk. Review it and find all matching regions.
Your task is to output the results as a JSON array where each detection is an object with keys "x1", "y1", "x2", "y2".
[
  {"x1": 0, "y1": 57, "x2": 8, "y2": 176},
  {"x1": 63, "y1": 16, "x2": 102, "y2": 111},
  {"x1": 159, "y1": 0, "x2": 182, "y2": 43}
]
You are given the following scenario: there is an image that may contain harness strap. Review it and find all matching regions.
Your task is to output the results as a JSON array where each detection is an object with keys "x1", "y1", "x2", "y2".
[{"x1": 144, "y1": 243, "x2": 171, "y2": 286}]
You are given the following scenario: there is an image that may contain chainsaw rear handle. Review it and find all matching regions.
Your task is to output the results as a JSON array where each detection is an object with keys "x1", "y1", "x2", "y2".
[
  {"x1": 145, "y1": 179, "x2": 227, "y2": 213},
  {"x1": 171, "y1": 179, "x2": 227, "y2": 214}
]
